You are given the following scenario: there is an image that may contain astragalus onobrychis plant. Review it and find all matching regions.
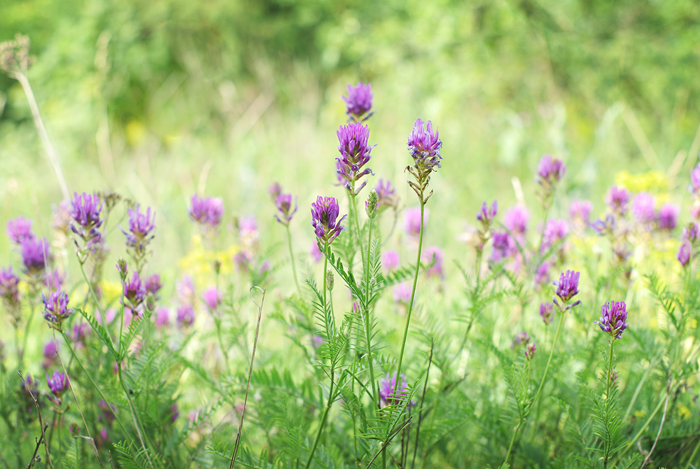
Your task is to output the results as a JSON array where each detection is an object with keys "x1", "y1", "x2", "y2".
[{"x1": 2, "y1": 35, "x2": 700, "y2": 469}]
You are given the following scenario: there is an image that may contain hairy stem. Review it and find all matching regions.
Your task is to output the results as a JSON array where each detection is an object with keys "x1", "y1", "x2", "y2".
[
  {"x1": 286, "y1": 225, "x2": 301, "y2": 296},
  {"x1": 603, "y1": 338, "x2": 616, "y2": 468}
]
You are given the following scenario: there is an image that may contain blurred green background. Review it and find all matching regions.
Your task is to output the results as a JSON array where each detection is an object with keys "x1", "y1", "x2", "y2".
[{"x1": 2, "y1": 0, "x2": 700, "y2": 271}]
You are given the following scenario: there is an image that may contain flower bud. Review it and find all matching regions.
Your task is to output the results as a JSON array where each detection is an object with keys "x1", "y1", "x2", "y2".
[
  {"x1": 365, "y1": 190, "x2": 379, "y2": 219},
  {"x1": 326, "y1": 269, "x2": 334, "y2": 291}
]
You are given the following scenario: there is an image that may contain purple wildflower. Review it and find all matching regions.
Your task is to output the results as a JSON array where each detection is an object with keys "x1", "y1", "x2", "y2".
[
  {"x1": 268, "y1": 183, "x2": 282, "y2": 199},
  {"x1": 170, "y1": 404, "x2": 179, "y2": 422},
  {"x1": 6, "y1": 217, "x2": 34, "y2": 244},
  {"x1": 20, "y1": 237, "x2": 50, "y2": 274},
  {"x1": 145, "y1": 274, "x2": 162, "y2": 296},
  {"x1": 536, "y1": 155, "x2": 566, "y2": 187},
  {"x1": 596, "y1": 301, "x2": 629, "y2": 339},
  {"x1": 343, "y1": 82, "x2": 373, "y2": 121},
  {"x1": 678, "y1": 242, "x2": 691, "y2": 267},
  {"x1": 525, "y1": 341, "x2": 536, "y2": 360},
  {"x1": 309, "y1": 241, "x2": 323, "y2": 263},
  {"x1": 202, "y1": 287, "x2": 222, "y2": 311},
  {"x1": 683, "y1": 223, "x2": 699, "y2": 244},
  {"x1": 540, "y1": 302, "x2": 554, "y2": 324},
  {"x1": 570, "y1": 200, "x2": 593, "y2": 225},
  {"x1": 69, "y1": 192, "x2": 103, "y2": 244},
  {"x1": 632, "y1": 192, "x2": 656, "y2": 224},
  {"x1": 691, "y1": 163, "x2": 700, "y2": 195},
  {"x1": 123, "y1": 272, "x2": 146, "y2": 311},
  {"x1": 336, "y1": 122, "x2": 375, "y2": 194},
  {"x1": 177, "y1": 275, "x2": 195, "y2": 305},
  {"x1": 176, "y1": 304, "x2": 195, "y2": 328},
  {"x1": 122, "y1": 205, "x2": 156, "y2": 253},
  {"x1": 477, "y1": 201, "x2": 498, "y2": 227},
  {"x1": 42, "y1": 340, "x2": 59, "y2": 369},
  {"x1": 46, "y1": 370, "x2": 69, "y2": 397},
  {"x1": 541, "y1": 219, "x2": 569, "y2": 252},
  {"x1": 379, "y1": 372, "x2": 413, "y2": 408},
  {"x1": 312, "y1": 335, "x2": 324, "y2": 349},
  {"x1": 535, "y1": 262, "x2": 550, "y2": 286},
  {"x1": 393, "y1": 282, "x2": 412, "y2": 304},
  {"x1": 657, "y1": 203, "x2": 679, "y2": 231},
  {"x1": 490, "y1": 231, "x2": 516, "y2": 263},
  {"x1": 72, "y1": 323, "x2": 90, "y2": 347},
  {"x1": 407, "y1": 119, "x2": 442, "y2": 171},
  {"x1": 404, "y1": 207, "x2": 428, "y2": 237},
  {"x1": 512, "y1": 331, "x2": 531, "y2": 347},
  {"x1": 189, "y1": 195, "x2": 224, "y2": 229},
  {"x1": 553, "y1": 270, "x2": 580, "y2": 303},
  {"x1": 238, "y1": 216, "x2": 259, "y2": 247},
  {"x1": 42, "y1": 289, "x2": 72, "y2": 328},
  {"x1": 504, "y1": 205, "x2": 530, "y2": 238},
  {"x1": 44, "y1": 270, "x2": 64, "y2": 290},
  {"x1": 0, "y1": 267, "x2": 20, "y2": 310},
  {"x1": 155, "y1": 307, "x2": 170, "y2": 327},
  {"x1": 422, "y1": 246, "x2": 444, "y2": 278},
  {"x1": 310, "y1": 196, "x2": 346, "y2": 244},
  {"x1": 234, "y1": 250, "x2": 252, "y2": 273},
  {"x1": 376, "y1": 179, "x2": 398, "y2": 211},
  {"x1": 271, "y1": 186, "x2": 298, "y2": 226},
  {"x1": 606, "y1": 186, "x2": 630, "y2": 215},
  {"x1": 382, "y1": 250, "x2": 400, "y2": 271}
]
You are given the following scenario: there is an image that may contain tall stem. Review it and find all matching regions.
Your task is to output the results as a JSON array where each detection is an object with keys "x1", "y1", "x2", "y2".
[
  {"x1": 304, "y1": 370, "x2": 335, "y2": 469},
  {"x1": 363, "y1": 217, "x2": 379, "y2": 409},
  {"x1": 603, "y1": 339, "x2": 615, "y2": 469},
  {"x1": 118, "y1": 367, "x2": 155, "y2": 469},
  {"x1": 286, "y1": 225, "x2": 301, "y2": 296},
  {"x1": 350, "y1": 194, "x2": 366, "y2": 265},
  {"x1": 20, "y1": 300, "x2": 36, "y2": 370}
]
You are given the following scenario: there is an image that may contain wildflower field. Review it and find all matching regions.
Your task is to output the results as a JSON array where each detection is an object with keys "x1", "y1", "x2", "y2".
[{"x1": 2, "y1": 2, "x2": 700, "y2": 468}]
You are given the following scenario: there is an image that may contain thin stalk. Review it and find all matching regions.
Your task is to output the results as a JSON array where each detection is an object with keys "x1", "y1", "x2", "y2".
[
  {"x1": 304, "y1": 370, "x2": 335, "y2": 469},
  {"x1": 118, "y1": 367, "x2": 155, "y2": 469},
  {"x1": 350, "y1": 194, "x2": 366, "y2": 265},
  {"x1": 603, "y1": 339, "x2": 616, "y2": 469},
  {"x1": 411, "y1": 341, "x2": 434, "y2": 469},
  {"x1": 20, "y1": 301, "x2": 36, "y2": 370},
  {"x1": 286, "y1": 225, "x2": 301, "y2": 296},
  {"x1": 362, "y1": 215, "x2": 379, "y2": 408},
  {"x1": 686, "y1": 436, "x2": 700, "y2": 469}
]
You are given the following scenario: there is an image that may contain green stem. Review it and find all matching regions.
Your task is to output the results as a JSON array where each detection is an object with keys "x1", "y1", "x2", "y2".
[
  {"x1": 20, "y1": 301, "x2": 36, "y2": 370},
  {"x1": 286, "y1": 225, "x2": 302, "y2": 296},
  {"x1": 603, "y1": 339, "x2": 616, "y2": 468},
  {"x1": 350, "y1": 194, "x2": 366, "y2": 265},
  {"x1": 118, "y1": 367, "x2": 155, "y2": 469},
  {"x1": 304, "y1": 370, "x2": 335, "y2": 469},
  {"x1": 362, "y1": 216, "x2": 379, "y2": 409},
  {"x1": 531, "y1": 309, "x2": 565, "y2": 410}
]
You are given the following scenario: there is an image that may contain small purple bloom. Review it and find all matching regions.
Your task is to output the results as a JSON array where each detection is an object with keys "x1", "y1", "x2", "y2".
[
  {"x1": 6, "y1": 217, "x2": 34, "y2": 244},
  {"x1": 691, "y1": 162, "x2": 700, "y2": 195},
  {"x1": 678, "y1": 241, "x2": 692, "y2": 267},
  {"x1": 69, "y1": 192, "x2": 104, "y2": 244},
  {"x1": 512, "y1": 331, "x2": 531, "y2": 346},
  {"x1": 477, "y1": 201, "x2": 498, "y2": 227},
  {"x1": 541, "y1": 219, "x2": 569, "y2": 252},
  {"x1": 43, "y1": 340, "x2": 58, "y2": 359},
  {"x1": 155, "y1": 307, "x2": 170, "y2": 327},
  {"x1": 72, "y1": 322, "x2": 90, "y2": 347},
  {"x1": 504, "y1": 205, "x2": 529, "y2": 238},
  {"x1": 490, "y1": 231, "x2": 516, "y2": 263},
  {"x1": 632, "y1": 192, "x2": 656, "y2": 224},
  {"x1": 535, "y1": 262, "x2": 550, "y2": 286},
  {"x1": 606, "y1": 186, "x2": 630, "y2": 215},
  {"x1": 21, "y1": 237, "x2": 50, "y2": 274},
  {"x1": 311, "y1": 196, "x2": 346, "y2": 244},
  {"x1": 124, "y1": 272, "x2": 146, "y2": 310},
  {"x1": 595, "y1": 300, "x2": 629, "y2": 339},
  {"x1": 268, "y1": 183, "x2": 282, "y2": 199},
  {"x1": 570, "y1": 200, "x2": 593, "y2": 224},
  {"x1": 170, "y1": 403, "x2": 179, "y2": 422},
  {"x1": 379, "y1": 372, "x2": 413, "y2": 408},
  {"x1": 238, "y1": 216, "x2": 259, "y2": 246},
  {"x1": 393, "y1": 282, "x2": 412, "y2": 304},
  {"x1": 376, "y1": 179, "x2": 398, "y2": 210},
  {"x1": 42, "y1": 288, "x2": 72, "y2": 327},
  {"x1": 145, "y1": 274, "x2": 162, "y2": 296},
  {"x1": 234, "y1": 250, "x2": 252, "y2": 273},
  {"x1": 122, "y1": 205, "x2": 156, "y2": 252},
  {"x1": 382, "y1": 250, "x2": 400, "y2": 271},
  {"x1": 44, "y1": 270, "x2": 64, "y2": 290},
  {"x1": 202, "y1": 287, "x2": 222, "y2": 311},
  {"x1": 309, "y1": 241, "x2": 323, "y2": 263},
  {"x1": 422, "y1": 246, "x2": 443, "y2": 278},
  {"x1": 553, "y1": 270, "x2": 580, "y2": 303},
  {"x1": 408, "y1": 119, "x2": 442, "y2": 171},
  {"x1": 404, "y1": 207, "x2": 428, "y2": 237},
  {"x1": 271, "y1": 188, "x2": 298, "y2": 226},
  {"x1": 312, "y1": 335, "x2": 324, "y2": 349},
  {"x1": 343, "y1": 82, "x2": 373, "y2": 120},
  {"x1": 657, "y1": 203, "x2": 679, "y2": 231},
  {"x1": 189, "y1": 195, "x2": 224, "y2": 229},
  {"x1": 176, "y1": 304, "x2": 195, "y2": 328},
  {"x1": 0, "y1": 267, "x2": 20, "y2": 306},
  {"x1": 177, "y1": 275, "x2": 195, "y2": 304},
  {"x1": 46, "y1": 370, "x2": 69, "y2": 397},
  {"x1": 683, "y1": 223, "x2": 699, "y2": 243},
  {"x1": 336, "y1": 122, "x2": 375, "y2": 193},
  {"x1": 525, "y1": 341, "x2": 536, "y2": 360},
  {"x1": 540, "y1": 302, "x2": 554, "y2": 324},
  {"x1": 536, "y1": 155, "x2": 566, "y2": 186}
]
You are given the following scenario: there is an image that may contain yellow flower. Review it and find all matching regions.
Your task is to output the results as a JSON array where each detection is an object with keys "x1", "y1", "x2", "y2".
[
  {"x1": 178, "y1": 234, "x2": 239, "y2": 287},
  {"x1": 615, "y1": 170, "x2": 668, "y2": 193}
]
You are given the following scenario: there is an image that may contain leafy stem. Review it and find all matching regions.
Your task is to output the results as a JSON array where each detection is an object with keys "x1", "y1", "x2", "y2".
[{"x1": 286, "y1": 224, "x2": 301, "y2": 296}]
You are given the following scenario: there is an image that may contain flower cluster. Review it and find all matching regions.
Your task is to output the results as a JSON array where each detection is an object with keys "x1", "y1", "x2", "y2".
[
  {"x1": 42, "y1": 288, "x2": 72, "y2": 330},
  {"x1": 123, "y1": 271, "x2": 146, "y2": 313},
  {"x1": 375, "y1": 179, "x2": 398, "y2": 211},
  {"x1": 536, "y1": 155, "x2": 566, "y2": 189},
  {"x1": 553, "y1": 270, "x2": 581, "y2": 307},
  {"x1": 7, "y1": 216, "x2": 33, "y2": 244},
  {"x1": 0, "y1": 267, "x2": 21, "y2": 325},
  {"x1": 596, "y1": 300, "x2": 629, "y2": 340},
  {"x1": 342, "y1": 82, "x2": 373, "y2": 121},
  {"x1": 379, "y1": 372, "x2": 414, "y2": 408},
  {"x1": 269, "y1": 184, "x2": 298, "y2": 226},
  {"x1": 189, "y1": 195, "x2": 224, "y2": 231},
  {"x1": 46, "y1": 370, "x2": 69, "y2": 398},
  {"x1": 70, "y1": 192, "x2": 104, "y2": 248},
  {"x1": 122, "y1": 205, "x2": 156, "y2": 258},
  {"x1": 336, "y1": 122, "x2": 375, "y2": 194},
  {"x1": 311, "y1": 196, "x2": 346, "y2": 245}
]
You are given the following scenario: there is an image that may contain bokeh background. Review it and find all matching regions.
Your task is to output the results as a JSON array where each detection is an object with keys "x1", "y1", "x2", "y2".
[{"x1": 2, "y1": 0, "x2": 700, "y2": 279}]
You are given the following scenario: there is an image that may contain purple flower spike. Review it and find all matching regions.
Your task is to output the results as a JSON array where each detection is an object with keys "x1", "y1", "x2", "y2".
[
  {"x1": 632, "y1": 192, "x2": 656, "y2": 224},
  {"x1": 606, "y1": 186, "x2": 630, "y2": 215},
  {"x1": 596, "y1": 300, "x2": 629, "y2": 339},
  {"x1": 272, "y1": 188, "x2": 298, "y2": 226},
  {"x1": 393, "y1": 282, "x2": 412, "y2": 304},
  {"x1": 123, "y1": 272, "x2": 146, "y2": 310},
  {"x1": 541, "y1": 219, "x2": 569, "y2": 252},
  {"x1": 683, "y1": 223, "x2": 699, "y2": 244},
  {"x1": 202, "y1": 287, "x2": 222, "y2": 311},
  {"x1": 123, "y1": 205, "x2": 156, "y2": 253},
  {"x1": 336, "y1": 122, "x2": 375, "y2": 194},
  {"x1": 422, "y1": 246, "x2": 444, "y2": 278},
  {"x1": 477, "y1": 201, "x2": 498, "y2": 227},
  {"x1": 268, "y1": 183, "x2": 282, "y2": 199},
  {"x1": 0, "y1": 267, "x2": 20, "y2": 306},
  {"x1": 375, "y1": 179, "x2": 398, "y2": 210},
  {"x1": 535, "y1": 262, "x2": 551, "y2": 286},
  {"x1": 7, "y1": 217, "x2": 34, "y2": 244},
  {"x1": 382, "y1": 250, "x2": 400, "y2": 271},
  {"x1": 343, "y1": 82, "x2": 373, "y2": 121},
  {"x1": 189, "y1": 195, "x2": 224, "y2": 230},
  {"x1": 21, "y1": 237, "x2": 51, "y2": 274},
  {"x1": 310, "y1": 196, "x2": 346, "y2": 244},
  {"x1": 404, "y1": 207, "x2": 428, "y2": 237},
  {"x1": 540, "y1": 302, "x2": 554, "y2": 324},
  {"x1": 155, "y1": 307, "x2": 169, "y2": 327},
  {"x1": 691, "y1": 162, "x2": 700, "y2": 195},
  {"x1": 536, "y1": 155, "x2": 566, "y2": 186},
  {"x1": 145, "y1": 274, "x2": 162, "y2": 296},
  {"x1": 570, "y1": 200, "x2": 593, "y2": 224},
  {"x1": 46, "y1": 370, "x2": 69, "y2": 397},
  {"x1": 678, "y1": 241, "x2": 691, "y2": 267},
  {"x1": 42, "y1": 289, "x2": 72, "y2": 328},
  {"x1": 505, "y1": 205, "x2": 530, "y2": 238},
  {"x1": 657, "y1": 203, "x2": 679, "y2": 231},
  {"x1": 525, "y1": 341, "x2": 536, "y2": 360},
  {"x1": 408, "y1": 119, "x2": 442, "y2": 171},
  {"x1": 553, "y1": 270, "x2": 580, "y2": 303},
  {"x1": 176, "y1": 304, "x2": 195, "y2": 328},
  {"x1": 69, "y1": 192, "x2": 104, "y2": 244},
  {"x1": 490, "y1": 231, "x2": 516, "y2": 263},
  {"x1": 379, "y1": 372, "x2": 413, "y2": 408}
]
